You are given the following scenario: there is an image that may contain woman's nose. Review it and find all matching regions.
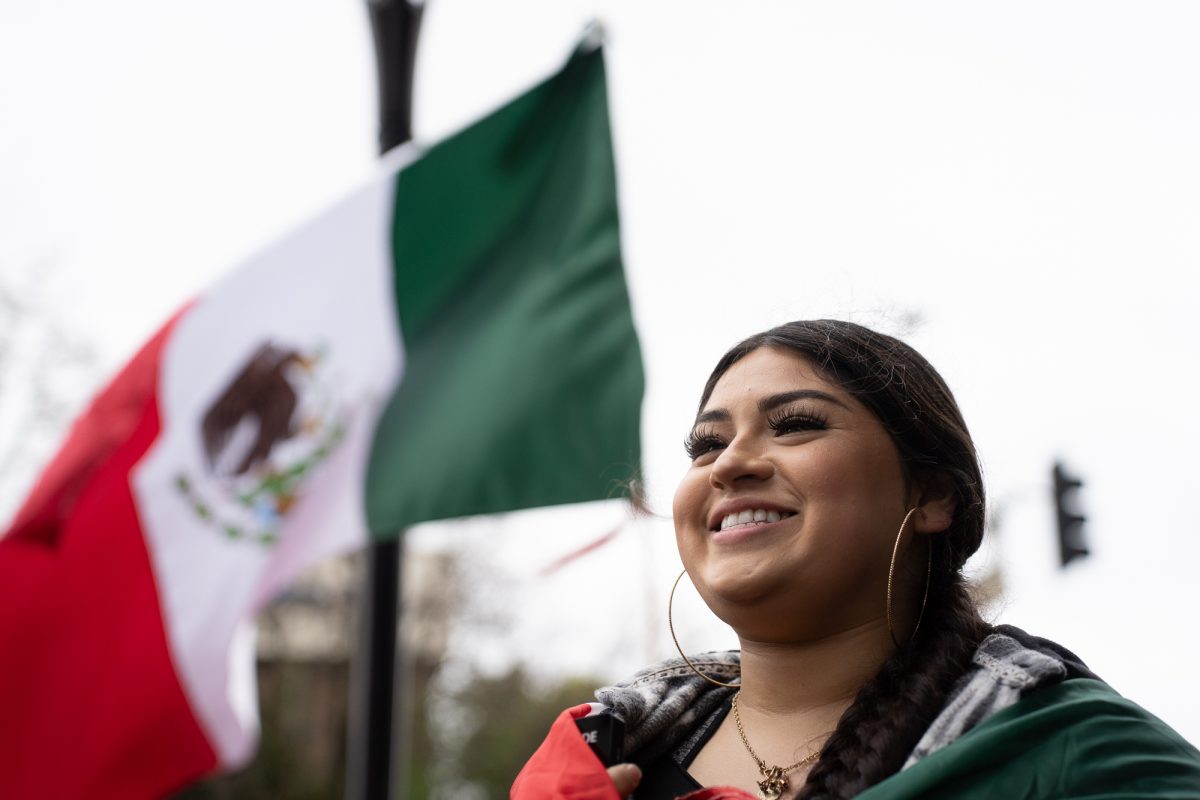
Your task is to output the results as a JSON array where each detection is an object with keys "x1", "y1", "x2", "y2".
[{"x1": 709, "y1": 436, "x2": 774, "y2": 488}]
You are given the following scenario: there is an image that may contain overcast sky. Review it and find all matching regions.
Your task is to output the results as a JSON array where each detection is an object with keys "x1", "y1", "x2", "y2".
[{"x1": 3, "y1": 0, "x2": 1199, "y2": 745}]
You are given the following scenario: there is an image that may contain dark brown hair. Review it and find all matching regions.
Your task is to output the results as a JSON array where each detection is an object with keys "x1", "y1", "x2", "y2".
[{"x1": 698, "y1": 320, "x2": 990, "y2": 799}]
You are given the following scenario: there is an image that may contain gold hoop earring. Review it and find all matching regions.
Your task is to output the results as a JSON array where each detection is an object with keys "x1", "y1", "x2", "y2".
[
  {"x1": 886, "y1": 508, "x2": 932, "y2": 648},
  {"x1": 667, "y1": 569, "x2": 741, "y2": 688}
]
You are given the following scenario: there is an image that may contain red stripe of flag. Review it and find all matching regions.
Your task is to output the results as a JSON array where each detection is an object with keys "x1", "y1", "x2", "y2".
[{"x1": 0, "y1": 315, "x2": 217, "y2": 799}]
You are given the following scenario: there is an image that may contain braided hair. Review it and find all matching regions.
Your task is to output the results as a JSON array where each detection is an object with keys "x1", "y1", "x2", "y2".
[{"x1": 696, "y1": 321, "x2": 991, "y2": 799}]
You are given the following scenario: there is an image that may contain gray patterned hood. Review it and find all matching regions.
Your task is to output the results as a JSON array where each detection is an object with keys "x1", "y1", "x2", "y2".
[{"x1": 593, "y1": 625, "x2": 1096, "y2": 769}]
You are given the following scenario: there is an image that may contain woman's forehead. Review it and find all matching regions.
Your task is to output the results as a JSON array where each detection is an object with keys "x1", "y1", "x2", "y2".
[{"x1": 704, "y1": 348, "x2": 838, "y2": 408}]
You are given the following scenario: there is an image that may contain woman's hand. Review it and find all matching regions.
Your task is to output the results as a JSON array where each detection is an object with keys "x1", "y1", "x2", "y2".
[{"x1": 606, "y1": 763, "x2": 642, "y2": 798}]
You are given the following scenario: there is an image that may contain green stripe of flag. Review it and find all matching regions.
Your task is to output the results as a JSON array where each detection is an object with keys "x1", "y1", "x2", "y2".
[{"x1": 365, "y1": 42, "x2": 643, "y2": 535}]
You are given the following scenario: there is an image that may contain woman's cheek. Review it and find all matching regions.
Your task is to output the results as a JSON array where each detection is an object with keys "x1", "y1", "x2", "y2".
[{"x1": 672, "y1": 472, "x2": 706, "y2": 530}]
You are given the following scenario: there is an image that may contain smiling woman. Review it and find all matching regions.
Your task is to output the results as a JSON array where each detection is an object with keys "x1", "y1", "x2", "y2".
[
  {"x1": 674, "y1": 348, "x2": 943, "y2": 647},
  {"x1": 513, "y1": 321, "x2": 1200, "y2": 800}
]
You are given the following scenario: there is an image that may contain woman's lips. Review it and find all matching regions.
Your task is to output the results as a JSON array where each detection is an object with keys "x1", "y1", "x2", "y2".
[
  {"x1": 707, "y1": 502, "x2": 797, "y2": 532},
  {"x1": 708, "y1": 514, "x2": 794, "y2": 545}
]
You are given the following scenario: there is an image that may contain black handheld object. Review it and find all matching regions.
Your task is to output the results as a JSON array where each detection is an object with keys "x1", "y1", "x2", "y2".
[{"x1": 575, "y1": 711, "x2": 625, "y2": 766}]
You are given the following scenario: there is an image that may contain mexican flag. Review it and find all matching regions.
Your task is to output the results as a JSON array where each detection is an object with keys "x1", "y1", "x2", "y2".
[{"x1": 0, "y1": 42, "x2": 642, "y2": 799}]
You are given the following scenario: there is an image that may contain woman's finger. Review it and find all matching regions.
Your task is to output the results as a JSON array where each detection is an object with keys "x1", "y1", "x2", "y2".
[{"x1": 606, "y1": 763, "x2": 642, "y2": 797}]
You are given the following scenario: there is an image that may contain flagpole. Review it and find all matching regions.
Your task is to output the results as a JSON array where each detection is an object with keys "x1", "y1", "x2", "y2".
[{"x1": 347, "y1": 2, "x2": 423, "y2": 799}]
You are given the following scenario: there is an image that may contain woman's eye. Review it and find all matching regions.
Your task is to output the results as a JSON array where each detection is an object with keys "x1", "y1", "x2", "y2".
[
  {"x1": 684, "y1": 432, "x2": 725, "y2": 460},
  {"x1": 768, "y1": 410, "x2": 828, "y2": 435}
]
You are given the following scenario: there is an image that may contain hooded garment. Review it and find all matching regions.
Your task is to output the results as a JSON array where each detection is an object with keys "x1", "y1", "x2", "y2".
[{"x1": 512, "y1": 626, "x2": 1200, "y2": 799}]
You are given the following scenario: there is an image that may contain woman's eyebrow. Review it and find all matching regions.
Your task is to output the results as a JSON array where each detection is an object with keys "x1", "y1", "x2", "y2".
[
  {"x1": 759, "y1": 389, "x2": 849, "y2": 413},
  {"x1": 694, "y1": 389, "x2": 849, "y2": 425}
]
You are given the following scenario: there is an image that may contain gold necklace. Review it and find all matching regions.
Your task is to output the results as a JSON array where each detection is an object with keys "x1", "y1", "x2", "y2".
[{"x1": 731, "y1": 692, "x2": 820, "y2": 800}]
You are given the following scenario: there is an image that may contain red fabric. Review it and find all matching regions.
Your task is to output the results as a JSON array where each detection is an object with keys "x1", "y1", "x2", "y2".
[
  {"x1": 678, "y1": 788, "x2": 756, "y2": 800},
  {"x1": 0, "y1": 314, "x2": 218, "y2": 800},
  {"x1": 511, "y1": 704, "x2": 622, "y2": 799},
  {"x1": 511, "y1": 705, "x2": 757, "y2": 800}
]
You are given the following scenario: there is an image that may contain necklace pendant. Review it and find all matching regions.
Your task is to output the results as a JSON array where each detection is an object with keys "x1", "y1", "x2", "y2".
[{"x1": 757, "y1": 766, "x2": 788, "y2": 800}]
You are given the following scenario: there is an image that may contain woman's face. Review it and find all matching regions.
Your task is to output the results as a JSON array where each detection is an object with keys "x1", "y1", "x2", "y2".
[{"x1": 672, "y1": 347, "x2": 914, "y2": 642}]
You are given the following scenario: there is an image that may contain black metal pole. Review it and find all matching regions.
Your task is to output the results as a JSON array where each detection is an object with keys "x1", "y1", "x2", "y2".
[
  {"x1": 368, "y1": 0, "x2": 423, "y2": 155},
  {"x1": 346, "y1": 3, "x2": 423, "y2": 799}
]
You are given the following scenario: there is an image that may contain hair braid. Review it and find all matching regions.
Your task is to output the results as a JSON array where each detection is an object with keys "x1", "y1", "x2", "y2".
[{"x1": 797, "y1": 573, "x2": 989, "y2": 799}]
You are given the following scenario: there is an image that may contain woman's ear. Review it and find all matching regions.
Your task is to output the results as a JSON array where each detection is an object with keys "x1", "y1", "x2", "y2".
[{"x1": 911, "y1": 472, "x2": 957, "y2": 534}]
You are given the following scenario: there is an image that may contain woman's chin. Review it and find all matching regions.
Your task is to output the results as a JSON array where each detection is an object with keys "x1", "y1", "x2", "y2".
[{"x1": 696, "y1": 566, "x2": 782, "y2": 614}]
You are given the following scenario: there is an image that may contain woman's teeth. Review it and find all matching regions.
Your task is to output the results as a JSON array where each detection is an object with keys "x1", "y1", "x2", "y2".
[{"x1": 718, "y1": 509, "x2": 792, "y2": 531}]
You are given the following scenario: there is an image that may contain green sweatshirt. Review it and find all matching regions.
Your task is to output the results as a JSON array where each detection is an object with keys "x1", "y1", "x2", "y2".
[{"x1": 859, "y1": 678, "x2": 1200, "y2": 799}]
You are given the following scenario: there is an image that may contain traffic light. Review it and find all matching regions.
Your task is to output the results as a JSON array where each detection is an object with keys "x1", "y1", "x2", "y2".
[{"x1": 1052, "y1": 462, "x2": 1088, "y2": 567}]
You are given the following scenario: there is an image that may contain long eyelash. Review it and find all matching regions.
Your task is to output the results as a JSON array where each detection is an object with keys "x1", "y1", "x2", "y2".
[
  {"x1": 766, "y1": 405, "x2": 829, "y2": 433},
  {"x1": 684, "y1": 426, "x2": 725, "y2": 459}
]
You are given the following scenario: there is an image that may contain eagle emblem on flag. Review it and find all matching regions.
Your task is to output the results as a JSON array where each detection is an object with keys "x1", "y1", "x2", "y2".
[{"x1": 173, "y1": 341, "x2": 347, "y2": 545}]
